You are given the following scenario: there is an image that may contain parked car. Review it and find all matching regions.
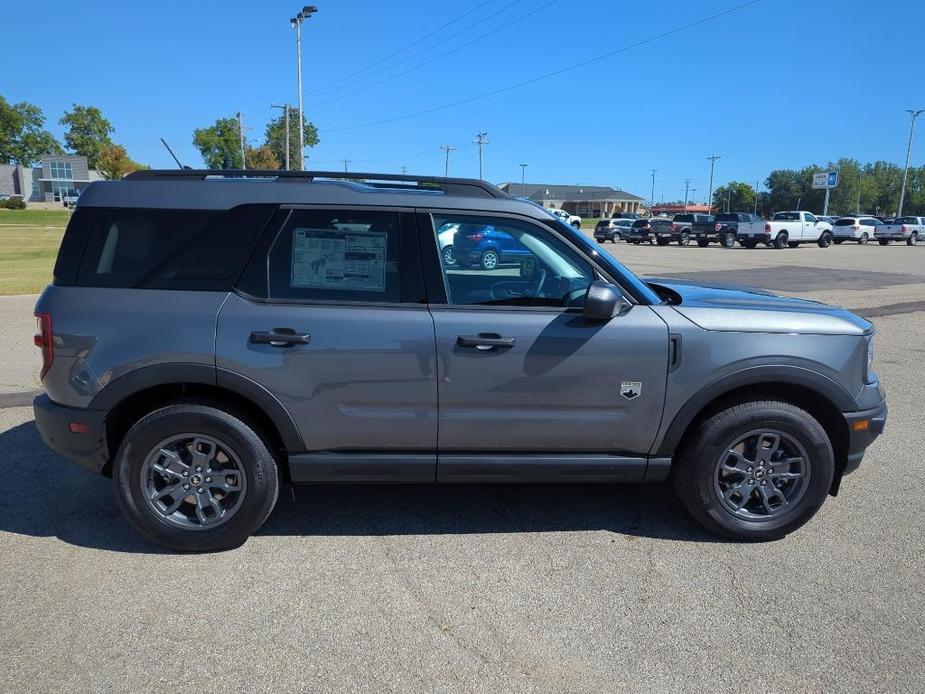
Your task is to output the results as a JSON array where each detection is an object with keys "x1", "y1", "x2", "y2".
[
  {"x1": 874, "y1": 216, "x2": 923, "y2": 246},
  {"x1": 452, "y1": 223, "x2": 532, "y2": 269},
  {"x1": 32, "y1": 169, "x2": 886, "y2": 550},
  {"x1": 594, "y1": 217, "x2": 633, "y2": 243},
  {"x1": 692, "y1": 212, "x2": 764, "y2": 248},
  {"x1": 437, "y1": 222, "x2": 458, "y2": 265},
  {"x1": 832, "y1": 216, "x2": 882, "y2": 245},
  {"x1": 757, "y1": 211, "x2": 834, "y2": 249},
  {"x1": 615, "y1": 212, "x2": 641, "y2": 220},
  {"x1": 626, "y1": 218, "x2": 664, "y2": 244},
  {"x1": 547, "y1": 208, "x2": 582, "y2": 229},
  {"x1": 670, "y1": 213, "x2": 714, "y2": 246}
]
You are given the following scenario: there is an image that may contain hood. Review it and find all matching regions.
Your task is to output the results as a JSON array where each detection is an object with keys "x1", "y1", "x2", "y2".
[{"x1": 645, "y1": 278, "x2": 872, "y2": 336}]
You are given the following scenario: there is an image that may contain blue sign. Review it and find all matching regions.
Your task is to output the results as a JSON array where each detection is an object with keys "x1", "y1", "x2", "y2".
[{"x1": 827, "y1": 171, "x2": 838, "y2": 188}]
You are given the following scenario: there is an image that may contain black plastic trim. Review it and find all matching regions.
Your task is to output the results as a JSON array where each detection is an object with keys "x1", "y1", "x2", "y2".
[
  {"x1": 436, "y1": 454, "x2": 648, "y2": 483},
  {"x1": 33, "y1": 393, "x2": 109, "y2": 475},
  {"x1": 288, "y1": 453, "x2": 436, "y2": 483}
]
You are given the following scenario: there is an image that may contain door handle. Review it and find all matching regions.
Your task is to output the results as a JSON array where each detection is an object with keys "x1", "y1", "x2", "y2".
[
  {"x1": 249, "y1": 329, "x2": 311, "y2": 347},
  {"x1": 456, "y1": 333, "x2": 515, "y2": 350}
]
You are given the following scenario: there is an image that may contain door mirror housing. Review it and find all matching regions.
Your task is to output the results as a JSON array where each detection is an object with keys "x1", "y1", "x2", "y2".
[{"x1": 583, "y1": 281, "x2": 628, "y2": 321}]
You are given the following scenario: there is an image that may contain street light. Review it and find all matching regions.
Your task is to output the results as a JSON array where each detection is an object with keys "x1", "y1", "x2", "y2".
[
  {"x1": 898, "y1": 109, "x2": 924, "y2": 217},
  {"x1": 519, "y1": 163, "x2": 527, "y2": 197},
  {"x1": 291, "y1": 5, "x2": 317, "y2": 171}
]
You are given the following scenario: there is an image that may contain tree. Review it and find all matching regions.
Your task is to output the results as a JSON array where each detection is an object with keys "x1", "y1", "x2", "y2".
[
  {"x1": 245, "y1": 144, "x2": 280, "y2": 170},
  {"x1": 193, "y1": 117, "x2": 243, "y2": 169},
  {"x1": 0, "y1": 96, "x2": 62, "y2": 165},
  {"x1": 711, "y1": 181, "x2": 757, "y2": 214},
  {"x1": 265, "y1": 110, "x2": 319, "y2": 169},
  {"x1": 97, "y1": 144, "x2": 147, "y2": 180},
  {"x1": 60, "y1": 104, "x2": 114, "y2": 168}
]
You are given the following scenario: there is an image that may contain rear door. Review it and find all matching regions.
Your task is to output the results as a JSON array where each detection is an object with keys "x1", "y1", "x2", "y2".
[
  {"x1": 420, "y1": 210, "x2": 669, "y2": 474},
  {"x1": 216, "y1": 206, "x2": 437, "y2": 477}
]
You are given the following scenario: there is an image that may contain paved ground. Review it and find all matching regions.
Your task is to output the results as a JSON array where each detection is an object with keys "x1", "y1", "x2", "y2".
[{"x1": 1, "y1": 243, "x2": 923, "y2": 692}]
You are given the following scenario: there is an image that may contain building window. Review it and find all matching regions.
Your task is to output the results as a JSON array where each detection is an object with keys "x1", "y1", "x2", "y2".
[
  {"x1": 51, "y1": 181, "x2": 77, "y2": 201},
  {"x1": 49, "y1": 161, "x2": 73, "y2": 180}
]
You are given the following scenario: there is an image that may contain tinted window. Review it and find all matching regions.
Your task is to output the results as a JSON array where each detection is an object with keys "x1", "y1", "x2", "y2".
[
  {"x1": 834, "y1": 218, "x2": 856, "y2": 226},
  {"x1": 673, "y1": 214, "x2": 693, "y2": 222},
  {"x1": 772, "y1": 212, "x2": 800, "y2": 221},
  {"x1": 75, "y1": 206, "x2": 273, "y2": 290},
  {"x1": 433, "y1": 214, "x2": 593, "y2": 308},
  {"x1": 238, "y1": 209, "x2": 404, "y2": 303},
  {"x1": 860, "y1": 218, "x2": 880, "y2": 226},
  {"x1": 897, "y1": 217, "x2": 918, "y2": 224},
  {"x1": 715, "y1": 213, "x2": 738, "y2": 222},
  {"x1": 632, "y1": 220, "x2": 649, "y2": 228}
]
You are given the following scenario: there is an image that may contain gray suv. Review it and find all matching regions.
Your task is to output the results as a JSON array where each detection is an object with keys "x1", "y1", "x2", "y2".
[{"x1": 33, "y1": 170, "x2": 887, "y2": 551}]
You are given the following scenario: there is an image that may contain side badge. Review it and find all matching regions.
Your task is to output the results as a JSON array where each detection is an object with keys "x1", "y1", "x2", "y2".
[{"x1": 620, "y1": 381, "x2": 642, "y2": 400}]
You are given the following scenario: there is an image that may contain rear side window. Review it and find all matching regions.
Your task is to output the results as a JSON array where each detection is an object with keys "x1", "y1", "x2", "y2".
[
  {"x1": 237, "y1": 208, "x2": 413, "y2": 304},
  {"x1": 74, "y1": 205, "x2": 274, "y2": 290},
  {"x1": 673, "y1": 214, "x2": 692, "y2": 222},
  {"x1": 834, "y1": 218, "x2": 856, "y2": 226}
]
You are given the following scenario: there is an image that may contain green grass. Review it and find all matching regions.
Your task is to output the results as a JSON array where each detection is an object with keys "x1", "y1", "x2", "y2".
[{"x1": 0, "y1": 209, "x2": 71, "y2": 295}]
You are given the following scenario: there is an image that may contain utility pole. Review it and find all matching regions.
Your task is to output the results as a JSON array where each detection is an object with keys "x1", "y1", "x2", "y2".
[
  {"x1": 341, "y1": 159, "x2": 352, "y2": 173},
  {"x1": 706, "y1": 154, "x2": 721, "y2": 213},
  {"x1": 856, "y1": 169, "x2": 862, "y2": 215},
  {"x1": 400, "y1": 166, "x2": 407, "y2": 175},
  {"x1": 236, "y1": 111, "x2": 246, "y2": 169},
  {"x1": 683, "y1": 178, "x2": 691, "y2": 211},
  {"x1": 649, "y1": 169, "x2": 656, "y2": 214},
  {"x1": 439, "y1": 145, "x2": 458, "y2": 177},
  {"x1": 754, "y1": 180, "x2": 760, "y2": 215},
  {"x1": 898, "y1": 109, "x2": 924, "y2": 217},
  {"x1": 475, "y1": 131, "x2": 488, "y2": 180},
  {"x1": 520, "y1": 163, "x2": 528, "y2": 197},
  {"x1": 291, "y1": 6, "x2": 317, "y2": 171},
  {"x1": 726, "y1": 186, "x2": 732, "y2": 213},
  {"x1": 270, "y1": 104, "x2": 291, "y2": 170}
]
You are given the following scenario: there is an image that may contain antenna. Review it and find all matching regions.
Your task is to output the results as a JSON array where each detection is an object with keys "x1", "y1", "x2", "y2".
[{"x1": 160, "y1": 138, "x2": 187, "y2": 169}]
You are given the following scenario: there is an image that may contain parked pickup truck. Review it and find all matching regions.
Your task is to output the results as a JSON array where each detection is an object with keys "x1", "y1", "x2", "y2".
[
  {"x1": 692, "y1": 212, "x2": 765, "y2": 248},
  {"x1": 875, "y1": 216, "x2": 923, "y2": 246},
  {"x1": 667, "y1": 213, "x2": 713, "y2": 246},
  {"x1": 746, "y1": 211, "x2": 834, "y2": 249}
]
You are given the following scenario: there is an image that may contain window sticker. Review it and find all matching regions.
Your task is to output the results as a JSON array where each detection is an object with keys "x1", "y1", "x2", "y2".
[{"x1": 291, "y1": 228, "x2": 387, "y2": 292}]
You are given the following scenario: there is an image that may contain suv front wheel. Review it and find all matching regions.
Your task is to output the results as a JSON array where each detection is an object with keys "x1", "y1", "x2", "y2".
[
  {"x1": 113, "y1": 403, "x2": 280, "y2": 552},
  {"x1": 672, "y1": 400, "x2": 834, "y2": 541}
]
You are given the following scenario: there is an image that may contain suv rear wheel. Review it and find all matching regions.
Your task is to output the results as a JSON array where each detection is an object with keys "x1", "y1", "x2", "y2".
[
  {"x1": 672, "y1": 400, "x2": 834, "y2": 541},
  {"x1": 480, "y1": 249, "x2": 500, "y2": 270},
  {"x1": 611, "y1": 232, "x2": 621, "y2": 243},
  {"x1": 113, "y1": 403, "x2": 280, "y2": 552}
]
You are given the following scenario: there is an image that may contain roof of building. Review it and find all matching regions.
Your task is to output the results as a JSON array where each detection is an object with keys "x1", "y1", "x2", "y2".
[{"x1": 497, "y1": 182, "x2": 644, "y2": 202}]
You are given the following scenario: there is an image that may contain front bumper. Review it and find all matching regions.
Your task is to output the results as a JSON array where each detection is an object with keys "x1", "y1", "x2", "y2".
[
  {"x1": 33, "y1": 393, "x2": 109, "y2": 475},
  {"x1": 841, "y1": 399, "x2": 887, "y2": 476}
]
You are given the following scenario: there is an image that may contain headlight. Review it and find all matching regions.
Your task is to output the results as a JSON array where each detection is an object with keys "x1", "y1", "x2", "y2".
[{"x1": 866, "y1": 335, "x2": 875, "y2": 383}]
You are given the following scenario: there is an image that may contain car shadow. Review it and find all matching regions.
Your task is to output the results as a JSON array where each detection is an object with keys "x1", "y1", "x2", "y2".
[{"x1": 0, "y1": 419, "x2": 725, "y2": 553}]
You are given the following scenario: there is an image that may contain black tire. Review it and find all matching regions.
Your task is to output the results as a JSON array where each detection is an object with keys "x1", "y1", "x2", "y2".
[
  {"x1": 611, "y1": 232, "x2": 621, "y2": 243},
  {"x1": 572, "y1": 221, "x2": 581, "y2": 230},
  {"x1": 656, "y1": 237, "x2": 670, "y2": 246},
  {"x1": 113, "y1": 403, "x2": 280, "y2": 552},
  {"x1": 441, "y1": 244, "x2": 456, "y2": 265},
  {"x1": 595, "y1": 238, "x2": 605, "y2": 244},
  {"x1": 632, "y1": 239, "x2": 640, "y2": 245},
  {"x1": 741, "y1": 239, "x2": 758, "y2": 249},
  {"x1": 817, "y1": 231, "x2": 833, "y2": 248},
  {"x1": 679, "y1": 231, "x2": 690, "y2": 246},
  {"x1": 858, "y1": 232, "x2": 869, "y2": 245},
  {"x1": 696, "y1": 237, "x2": 709, "y2": 247},
  {"x1": 480, "y1": 249, "x2": 500, "y2": 270},
  {"x1": 721, "y1": 233, "x2": 736, "y2": 248},
  {"x1": 773, "y1": 231, "x2": 788, "y2": 249},
  {"x1": 908, "y1": 232, "x2": 918, "y2": 246},
  {"x1": 833, "y1": 239, "x2": 844, "y2": 245},
  {"x1": 878, "y1": 239, "x2": 890, "y2": 246},
  {"x1": 787, "y1": 241, "x2": 800, "y2": 249},
  {"x1": 672, "y1": 400, "x2": 835, "y2": 541}
]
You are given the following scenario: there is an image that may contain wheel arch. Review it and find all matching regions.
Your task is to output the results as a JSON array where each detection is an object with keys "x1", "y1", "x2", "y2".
[{"x1": 91, "y1": 364, "x2": 303, "y2": 477}]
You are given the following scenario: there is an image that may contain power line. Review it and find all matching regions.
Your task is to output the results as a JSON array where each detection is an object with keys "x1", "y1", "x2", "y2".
[
  {"x1": 307, "y1": 0, "x2": 522, "y2": 102},
  {"x1": 309, "y1": 0, "x2": 559, "y2": 108},
  {"x1": 322, "y1": 0, "x2": 761, "y2": 134},
  {"x1": 303, "y1": 0, "x2": 494, "y2": 99}
]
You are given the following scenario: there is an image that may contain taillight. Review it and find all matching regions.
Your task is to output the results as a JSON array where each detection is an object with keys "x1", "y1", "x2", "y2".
[
  {"x1": 467, "y1": 233, "x2": 483, "y2": 241},
  {"x1": 765, "y1": 223, "x2": 771, "y2": 232},
  {"x1": 714, "y1": 223, "x2": 722, "y2": 232},
  {"x1": 671, "y1": 223, "x2": 678, "y2": 231},
  {"x1": 901, "y1": 225, "x2": 907, "y2": 233},
  {"x1": 34, "y1": 312, "x2": 53, "y2": 379},
  {"x1": 852, "y1": 225, "x2": 860, "y2": 231}
]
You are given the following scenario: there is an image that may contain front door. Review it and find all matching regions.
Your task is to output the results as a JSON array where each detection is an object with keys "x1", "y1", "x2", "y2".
[
  {"x1": 423, "y1": 212, "x2": 669, "y2": 466},
  {"x1": 216, "y1": 207, "x2": 437, "y2": 465}
]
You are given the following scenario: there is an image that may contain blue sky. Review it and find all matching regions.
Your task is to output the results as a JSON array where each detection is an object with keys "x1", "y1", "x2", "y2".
[{"x1": 2, "y1": 0, "x2": 922, "y2": 201}]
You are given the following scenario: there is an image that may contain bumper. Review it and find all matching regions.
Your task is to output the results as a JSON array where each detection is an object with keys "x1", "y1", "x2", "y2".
[
  {"x1": 33, "y1": 393, "x2": 109, "y2": 475},
  {"x1": 737, "y1": 232, "x2": 771, "y2": 243},
  {"x1": 875, "y1": 233, "x2": 905, "y2": 241},
  {"x1": 841, "y1": 399, "x2": 887, "y2": 476}
]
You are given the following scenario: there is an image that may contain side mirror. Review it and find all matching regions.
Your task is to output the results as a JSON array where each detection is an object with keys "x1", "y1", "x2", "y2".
[{"x1": 583, "y1": 281, "x2": 628, "y2": 321}]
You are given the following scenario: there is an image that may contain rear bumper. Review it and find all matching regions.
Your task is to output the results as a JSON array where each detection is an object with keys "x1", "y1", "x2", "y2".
[
  {"x1": 737, "y1": 232, "x2": 771, "y2": 243},
  {"x1": 841, "y1": 400, "x2": 887, "y2": 476},
  {"x1": 33, "y1": 393, "x2": 109, "y2": 475},
  {"x1": 875, "y1": 232, "x2": 907, "y2": 240}
]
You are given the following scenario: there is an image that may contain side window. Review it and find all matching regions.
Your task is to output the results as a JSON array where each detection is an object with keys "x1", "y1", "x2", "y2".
[
  {"x1": 433, "y1": 214, "x2": 593, "y2": 308},
  {"x1": 237, "y1": 208, "x2": 404, "y2": 303},
  {"x1": 804, "y1": 213, "x2": 817, "y2": 223}
]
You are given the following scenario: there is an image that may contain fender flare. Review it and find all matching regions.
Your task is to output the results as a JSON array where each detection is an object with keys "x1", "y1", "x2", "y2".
[
  {"x1": 652, "y1": 364, "x2": 855, "y2": 457},
  {"x1": 88, "y1": 363, "x2": 304, "y2": 452}
]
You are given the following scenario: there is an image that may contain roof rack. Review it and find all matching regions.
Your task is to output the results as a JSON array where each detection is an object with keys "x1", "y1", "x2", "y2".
[{"x1": 123, "y1": 169, "x2": 508, "y2": 199}]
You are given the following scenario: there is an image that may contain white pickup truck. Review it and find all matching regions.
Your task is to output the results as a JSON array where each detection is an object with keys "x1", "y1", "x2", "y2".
[
  {"x1": 875, "y1": 216, "x2": 924, "y2": 246},
  {"x1": 755, "y1": 211, "x2": 834, "y2": 249},
  {"x1": 547, "y1": 208, "x2": 582, "y2": 230}
]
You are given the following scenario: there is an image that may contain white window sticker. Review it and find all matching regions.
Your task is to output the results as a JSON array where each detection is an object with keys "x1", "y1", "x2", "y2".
[{"x1": 291, "y1": 228, "x2": 387, "y2": 292}]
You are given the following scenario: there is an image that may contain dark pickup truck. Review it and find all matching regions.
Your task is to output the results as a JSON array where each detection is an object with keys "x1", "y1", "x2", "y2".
[
  {"x1": 692, "y1": 212, "x2": 765, "y2": 248},
  {"x1": 665, "y1": 213, "x2": 714, "y2": 246}
]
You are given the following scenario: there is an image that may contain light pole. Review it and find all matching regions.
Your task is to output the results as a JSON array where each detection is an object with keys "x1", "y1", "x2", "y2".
[
  {"x1": 649, "y1": 169, "x2": 656, "y2": 214},
  {"x1": 898, "y1": 109, "x2": 924, "y2": 217},
  {"x1": 520, "y1": 163, "x2": 527, "y2": 197},
  {"x1": 291, "y1": 6, "x2": 317, "y2": 171},
  {"x1": 707, "y1": 154, "x2": 721, "y2": 213}
]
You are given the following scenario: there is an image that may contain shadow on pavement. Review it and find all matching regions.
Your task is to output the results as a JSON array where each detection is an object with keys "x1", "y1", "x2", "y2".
[{"x1": 0, "y1": 419, "x2": 723, "y2": 553}]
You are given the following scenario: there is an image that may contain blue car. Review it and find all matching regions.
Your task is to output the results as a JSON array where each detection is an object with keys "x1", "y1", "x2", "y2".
[{"x1": 451, "y1": 223, "x2": 532, "y2": 270}]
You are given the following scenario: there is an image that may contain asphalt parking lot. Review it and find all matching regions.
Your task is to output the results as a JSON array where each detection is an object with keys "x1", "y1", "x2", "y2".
[{"x1": 1, "y1": 242, "x2": 923, "y2": 693}]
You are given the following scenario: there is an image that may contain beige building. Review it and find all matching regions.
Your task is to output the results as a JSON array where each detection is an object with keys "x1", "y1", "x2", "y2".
[{"x1": 497, "y1": 182, "x2": 645, "y2": 217}]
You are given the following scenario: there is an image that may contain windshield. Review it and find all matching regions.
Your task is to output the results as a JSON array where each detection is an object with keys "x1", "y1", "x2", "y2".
[{"x1": 547, "y1": 218, "x2": 662, "y2": 304}]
